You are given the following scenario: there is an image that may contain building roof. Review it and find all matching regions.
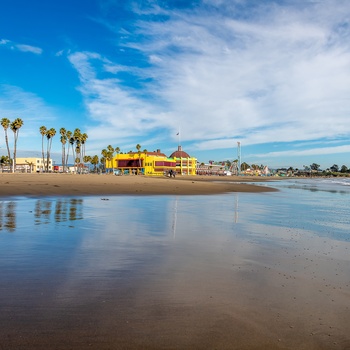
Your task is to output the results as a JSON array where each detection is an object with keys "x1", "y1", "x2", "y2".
[{"x1": 169, "y1": 146, "x2": 191, "y2": 159}]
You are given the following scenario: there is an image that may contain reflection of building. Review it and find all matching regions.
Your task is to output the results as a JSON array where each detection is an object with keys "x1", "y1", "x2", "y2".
[
  {"x1": 169, "y1": 146, "x2": 197, "y2": 175},
  {"x1": 16, "y1": 157, "x2": 53, "y2": 173},
  {"x1": 107, "y1": 150, "x2": 176, "y2": 176}
]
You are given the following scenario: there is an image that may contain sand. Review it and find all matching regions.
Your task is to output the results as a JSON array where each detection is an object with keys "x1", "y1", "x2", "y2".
[{"x1": 0, "y1": 173, "x2": 278, "y2": 197}]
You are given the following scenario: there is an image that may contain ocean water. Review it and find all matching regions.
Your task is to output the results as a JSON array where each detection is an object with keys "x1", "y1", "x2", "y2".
[{"x1": 0, "y1": 178, "x2": 349, "y2": 349}]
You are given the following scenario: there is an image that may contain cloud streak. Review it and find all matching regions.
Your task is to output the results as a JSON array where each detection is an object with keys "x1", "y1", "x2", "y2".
[
  {"x1": 67, "y1": 0, "x2": 350, "y2": 159},
  {"x1": 0, "y1": 38, "x2": 43, "y2": 54}
]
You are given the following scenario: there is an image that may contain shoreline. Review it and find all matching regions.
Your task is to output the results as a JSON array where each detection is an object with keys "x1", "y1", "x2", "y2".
[{"x1": 0, "y1": 173, "x2": 279, "y2": 197}]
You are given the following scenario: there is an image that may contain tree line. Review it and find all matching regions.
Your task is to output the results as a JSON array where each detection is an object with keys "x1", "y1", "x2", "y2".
[{"x1": 1, "y1": 118, "x2": 145, "y2": 173}]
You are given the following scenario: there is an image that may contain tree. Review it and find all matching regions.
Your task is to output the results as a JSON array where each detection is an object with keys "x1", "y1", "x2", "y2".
[
  {"x1": 310, "y1": 163, "x2": 320, "y2": 172},
  {"x1": 107, "y1": 145, "x2": 115, "y2": 173},
  {"x1": 73, "y1": 128, "x2": 82, "y2": 173},
  {"x1": 101, "y1": 149, "x2": 108, "y2": 172},
  {"x1": 1, "y1": 118, "x2": 12, "y2": 165},
  {"x1": 59, "y1": 128, "x2": 67, "y2": 172},
  {"x1": 46, "y1": 128, "x2": 56, "y2": 172},
  {"x1": 39, "y1": 126, "x2": 47, "y2": 171},
  {"x1": 330, "y1": 164, "x2": 339, "y2": 173},
  {"x1": 90, "y1": 155, "x2": 99, "y2": 173},
  {"x1": 340, "y1": 165, "x2": 348, "y2": 173},
  {"x1": 0, "y1": 155, "x2": 10, "y2": 172},
  {"x1": 81, "y1": 133, "x2": 88, "y2": 162},
  {"x1": 10, "y1": 118, "x2": 23, "y2": 172},
  {"x1": 115, "y1": 147, "x2": 120, "y2": 170},
  {"x1": 65, "y1": 130, "x2": 71, "y2": 163},
  {"x1": 241, "y1": 162, "x2": 250, "y2": 171},
  {"x1": 136, "y1": 144, "x2": 142, "y2": 172}
]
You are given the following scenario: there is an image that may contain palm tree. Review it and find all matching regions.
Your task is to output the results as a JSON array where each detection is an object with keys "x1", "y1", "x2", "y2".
[
  {"x1": 115, "y1": 147, "x2": 120, "y2": 171},
  {"x1": 65, "y1": 130, "x2": 72, "y2": 168},
  {"x1": 59, "y1": 128, "x2": 67, "y2": 172},
  {"x1": 1, "y1": 118, "x2": 12, "y2": 165},
  {"x1": 45, "y1": 128, "x2": 56, "y2": 172},
  {"x1": 81, "y1": 133, "x2": 88, "y2": 163},
  {"x1": 90, "y1": 155, "x2": 99, "y2": 173},
  {"x1": 107, "y1": 145, "x2": 115, "y2": 173},
  {"x1": 83, "y1": 155, "x2": 91, "y2": 173},
  {"x1": 136, "y1": 144, "x2": 142, "y2": 173},
  {"x1": 39, "y1": 126, "x2": 47, "y2": 172},
  {"x1": 73, "y1": 129, "x2": 82, "y2": 173},
  {"x1": 0, "y1": 155, "x2": 10, "y2": 172},
  {"x1": 101, "y1": 148, "x2": 108, "y2": 173},
  {"x1": 10, "y1": 118, "x2": 23, "y2": 172}
]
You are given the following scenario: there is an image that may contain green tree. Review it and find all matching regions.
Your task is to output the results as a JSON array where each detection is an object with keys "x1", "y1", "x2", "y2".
[
  {"x1": 330, "y1": 164, "x2": 339, "y2": 173},
  {"x1": 136, "y1": 144, "x2": 142, "y2": 172},
  {"x1": 310, "y1": 163, "x2": 320, "y2": 172},
  {"x1": 340, "y1": 165, "x2": 348, "y2": 173},
  {"x1": 81, "y1": 133, "x2": 88, "y2": 162},
  {"x1": 241, "y1": 162, "x2": 250, "y2": 171},
  {"x1": 0, "y1": 155, "x2": 10, "y2": 172},
  {"x1": 107, "y1": 145, "x2": 115, "y2": 173},
  {"x1": 90, "y1": 155, "x2": 99, "y2": 173},
  {"x1": 59, "y1": 128, "x2": 67, "y2": 172},
  {"x1": 1, "y1": 118, "x2": 12, "y2": 164},
  {"x1": 10, "y1": 118, "x2": 23, "y2": 172},
  {"x1": 46, "y1": 128, "x2": 56, "y2": 172},
  {"x1": 101, "y1": 149, "x2": 108, "y2": 173},
  {"x1": 65, "y1": 130, "x2": 72, "y2": 168},
  {"x1": 39, "y1": 126, "x2": 47, "y2": 171}
]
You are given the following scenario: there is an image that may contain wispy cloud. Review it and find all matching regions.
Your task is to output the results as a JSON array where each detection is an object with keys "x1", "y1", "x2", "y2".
[
  {"x1": 0, "y1": 85, "x2": 55, "y2": 139},
  {"x1": 0, "y1": 38, "x2": 42, "y2": 54},
  {"x1": 68, "y1": 0, "x2": 350, "y2": 157}
]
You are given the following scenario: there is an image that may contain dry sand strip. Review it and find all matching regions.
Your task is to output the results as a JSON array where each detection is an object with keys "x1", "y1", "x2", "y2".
[{"x1": 0, "y1": 173, "x2": 278, "y2": 197}]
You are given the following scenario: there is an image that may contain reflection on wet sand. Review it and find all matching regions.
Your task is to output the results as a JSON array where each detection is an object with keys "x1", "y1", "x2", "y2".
[
  {"x1": 35, "y1": 198, "x2": 83, "y2": 224},
  {"x1": 0, "y1": 198, "x2": 83, "y2": 232},
  {"x1": 0, "y1": 186, "x2": 349, "y2": 349},
  {"x1": 0, "y1": 201, "x2": 16, "y2": 232}
]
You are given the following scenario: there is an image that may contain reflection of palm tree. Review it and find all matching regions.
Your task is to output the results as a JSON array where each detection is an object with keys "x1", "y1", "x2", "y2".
[{"x1": 10, "y1": 118, "x2": 24, "y2": 173}]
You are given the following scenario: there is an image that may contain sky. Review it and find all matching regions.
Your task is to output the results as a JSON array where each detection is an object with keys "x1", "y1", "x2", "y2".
[{"x1": 0, "y1": 0, "x2": 350, "y2": 170}]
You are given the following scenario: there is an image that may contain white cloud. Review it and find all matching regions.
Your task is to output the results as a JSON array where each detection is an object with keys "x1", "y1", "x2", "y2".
[
  {"x1": 0, "y1": 38, "x2": 43, "y2": 54},
  {"x1": 69, "y1": 0, "x2": 350, "y2": 158},
  {"x1": 251, "y1": 145, "x2": 350, "y2": 158},
  {"x1": 0, "y1": 85, "x2": 55, "y2": 139},
  {"x1": 15, "y1": 44, "x2": 42, "y2": 54}
]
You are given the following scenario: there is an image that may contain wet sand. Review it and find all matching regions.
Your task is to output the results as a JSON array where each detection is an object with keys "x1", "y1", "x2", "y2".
[
  {"x1": 0, "y1": 173, "x2": 278, "y2": 197},
  {"x1": 2, "y1": 175, "x2": 347, "y2": 349}
]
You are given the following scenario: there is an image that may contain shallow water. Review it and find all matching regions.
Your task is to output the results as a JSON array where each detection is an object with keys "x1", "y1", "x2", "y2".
[{"x1": 0, "y1": 179, "x2": 349, "y2": 349}]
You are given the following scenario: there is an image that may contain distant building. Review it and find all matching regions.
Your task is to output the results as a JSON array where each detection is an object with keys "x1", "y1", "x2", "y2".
[
  {"x1": 16, "y1": 157, "x2": 53, "y2": 173},
  {"x1": 106, "y1": 149, "x2": 176, "y2": 176},
  {"x1": 169, "y1": 146, "x2": 197, "y2": 175}
]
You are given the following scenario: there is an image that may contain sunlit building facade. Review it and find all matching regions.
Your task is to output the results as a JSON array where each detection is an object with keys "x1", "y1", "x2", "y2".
[{"x1": 106, "y1": 150, "x2": 176, "y2": 176}]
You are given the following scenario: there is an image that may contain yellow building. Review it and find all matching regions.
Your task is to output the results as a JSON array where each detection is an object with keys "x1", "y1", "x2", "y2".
[
  {"x1": 107, "y1": 149, "x2": 176, "y2": 176},
  {"x1": 169, "y1": 146, "x2": 197, "y2": 175},
  {"x1": 16, "y1": 157, "x2": 53, "y2": 173}
]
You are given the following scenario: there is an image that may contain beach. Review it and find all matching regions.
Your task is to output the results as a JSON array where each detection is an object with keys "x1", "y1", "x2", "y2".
[
  {"x1": 0, "y1": 177, "x2": 349, "y2": 350},
  {"x1": 0, "y1": 173, "x2": 277, "y2": 197}
]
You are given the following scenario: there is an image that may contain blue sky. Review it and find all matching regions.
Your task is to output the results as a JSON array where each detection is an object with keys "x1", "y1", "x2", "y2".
[{"x1": 1, "y1": 0, "x2": 350, "y2": 169}]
